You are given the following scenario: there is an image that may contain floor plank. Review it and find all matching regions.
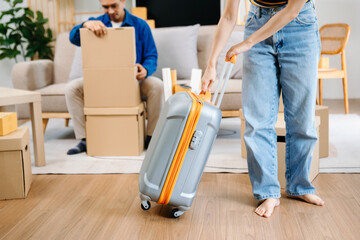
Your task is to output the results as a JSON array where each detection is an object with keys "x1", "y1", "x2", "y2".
[{"x1": 1, "y1": 174, "x2": 360, "y2": 240}]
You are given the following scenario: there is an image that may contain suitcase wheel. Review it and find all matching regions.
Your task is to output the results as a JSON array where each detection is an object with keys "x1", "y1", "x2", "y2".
[
  {"x1": 141, "y1": 200, "x2": 151, "y2": 211},
  {"x1": 171, "y1": 208, "x2": 184, "y2": 218}
]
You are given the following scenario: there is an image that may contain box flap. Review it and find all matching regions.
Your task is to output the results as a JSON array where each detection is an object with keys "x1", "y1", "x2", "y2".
[
  {"x1": 0, "y1": 127, "x2": 29, "y2": 151},
  {"x1": 84, "y1": 103, "x2": 144, "y2": 116},
  {"x1": 22, "y1": 142, "x2": 32, "y2": 197},
  {"x1": 0, "y1": 112, "x2": 17, "y2": 118},
  {"x1": 80, "y1": 27, "x2": 136, "y2": 68}
]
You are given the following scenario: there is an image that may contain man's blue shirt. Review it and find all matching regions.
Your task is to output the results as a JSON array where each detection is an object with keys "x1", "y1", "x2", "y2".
[{"x1": 69, "y1": 9, "x2": 157, "y2": 77}]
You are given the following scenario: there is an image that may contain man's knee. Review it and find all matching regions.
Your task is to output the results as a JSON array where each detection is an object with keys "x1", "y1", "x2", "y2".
[
  {"x1": 144, "y1": 76, "x2": 164, "y2": 96},
  {"x1": 65, "y1": 78, "x2": 83, "y2": 98}
]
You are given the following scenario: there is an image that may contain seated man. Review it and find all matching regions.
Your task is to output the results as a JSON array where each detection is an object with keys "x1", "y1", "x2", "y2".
[{"x1": 66, "y1": 0, "x2": 164, "y2": 155}]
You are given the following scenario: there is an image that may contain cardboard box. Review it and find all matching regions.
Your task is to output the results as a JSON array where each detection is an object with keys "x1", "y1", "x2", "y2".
[
  {"x1": 276, "y1": 114, "x2": 320, "y2": 188},
  {"x1": 240, "y1": 110, "x2": 320, "y2": 188},
  {"x1": 146, "y1": 20, "x2": 155, "y2": 29},
  {"x1": 80, "y1": 27, "x2": 136, "y2": 68},
  {"x1": 279, "y1": 93, "x2": 284, "y2": 113},
  {"x1": 0, "y1": 112, "x2": 17, "y2": 136},
  {"x1": 316, "y1": 105, "x2": 329, "y2": 158},
  {"x1": 83, "y1": 67, "x2": 141, "y2": 108},
  {"x1": 0, "y1": 127, "x2": 32, "y2": 200},
  {"x1": 278, "y1": 98, "x2": 328, "y2": 158},
  {"x1": 131, "y1": 7, "x2": 147, "y2": 20},
  {"x1": 84, "y1": 103, "x2": 145, "y2": 156}
]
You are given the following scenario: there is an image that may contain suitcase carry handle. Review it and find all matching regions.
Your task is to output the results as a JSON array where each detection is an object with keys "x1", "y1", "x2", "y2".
[
  {"x1": 198, "y1": 91, "x2": 212, "y2": 103},
  {"x1": 212, "y1": 55, "x2": 237, "y2": 108}
]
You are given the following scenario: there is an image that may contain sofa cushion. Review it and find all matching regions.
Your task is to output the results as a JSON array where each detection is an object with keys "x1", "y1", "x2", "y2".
[
  {"x1": 69, "y1": 47, "x2": 83, "y2": 81},
  {"x1": 216, "y1": 31, "x2": 244, "y2": 79},
  {"x1": 54, "y1": 32, "x2": 76, "y2": 84},
  {"x1": 36, "y1": 83, "x2": 68, "y2": 112},
  {"x1": 37, "y1": 83, "x2": 67, "y2": 96},
  {"x1": 197, "y1": 25, "x2": 217, "y2": 73},
  {"x1": 197, "y1": 25, "x2": 245, "y2": 77},
  {"x1": 152, "y1": 24, "x2": 200, "y2": 80}
]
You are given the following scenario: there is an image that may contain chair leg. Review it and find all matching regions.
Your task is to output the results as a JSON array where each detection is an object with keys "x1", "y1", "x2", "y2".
[
  {"x1": 65, "y1": 118, "x2": 70, "y2": 127},
  {"x1": 319, "y1": 78, "x2": 323, "y2": 105},
  {"x1": 42, "y1": 118, "x2": 49, "y2": 133},
  {"x1": 343, "y1": 77, "x2": 349, "y2": 114}
]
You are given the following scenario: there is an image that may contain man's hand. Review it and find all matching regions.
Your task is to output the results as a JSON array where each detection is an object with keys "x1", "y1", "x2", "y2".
[
  {"x1": 83, "y1": 20, "x2": 107, "y2": 37},
  {"x1": 136, "y1": 64, "x2": 147, "y2": 81}
]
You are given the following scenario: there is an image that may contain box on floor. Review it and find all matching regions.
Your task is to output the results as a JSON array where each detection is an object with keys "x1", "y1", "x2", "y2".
[
  {"x1": 0, "y1": 127, "x2": 32, "y2": 200},
  {"x1": 279, "y1": 97, "x2": 329, "y2": 158},
  {"x1": 84, "y1": 103, "x2": 145, "y2": 156},
  {"x1": 240, "y1": 110, "x2": 320, "y2": 188}
]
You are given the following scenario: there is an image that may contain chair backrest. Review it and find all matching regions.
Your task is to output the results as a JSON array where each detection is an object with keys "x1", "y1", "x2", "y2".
[{"x1": 319, "y1": 23, "x2": 350, "y2": 55}]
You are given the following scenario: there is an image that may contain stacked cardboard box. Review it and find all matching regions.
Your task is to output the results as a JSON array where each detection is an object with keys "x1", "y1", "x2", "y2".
[
  {"x1": 240, "y1": 110, "x2": 320, "y2": 188},
  {"x1": 0, "y1": 127, "x2": 32, "y2": 200},
  {"x1": 80, "y1": 28, "x2": 145, "y2": 156},
  {"x1": 0, "y1": 112, "x2": 17, "y2": 136},
  {"x1": 279, "y1": 96, "x2": 329, "y2": 158}
]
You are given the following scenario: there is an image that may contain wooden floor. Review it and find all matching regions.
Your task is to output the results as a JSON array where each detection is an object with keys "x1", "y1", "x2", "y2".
[
  {"x1": 2, "y1": 99, "x2": 359, "y2": 239},
  {"x1": 1, "y1": 173, "x2": 360, "y2": 240},
  {"x1": 322, "y1": 99, "x2": 360, "y2": 115}
]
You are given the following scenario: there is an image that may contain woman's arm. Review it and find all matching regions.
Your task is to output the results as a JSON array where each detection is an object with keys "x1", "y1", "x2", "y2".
[
  {"x1": 201, "y1": 0, "x2": 241, "y2": 91},
  {"x1": 226, "y1": 0, "x2": 307, "y2": 59},
  {"x1": 201, "y1": 0, "x2": 308, "y2": 91}
]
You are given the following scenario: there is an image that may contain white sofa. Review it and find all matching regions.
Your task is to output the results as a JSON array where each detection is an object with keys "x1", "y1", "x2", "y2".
[{"x1": 12, "y1": 24, "x2": 244, "y2": 123}]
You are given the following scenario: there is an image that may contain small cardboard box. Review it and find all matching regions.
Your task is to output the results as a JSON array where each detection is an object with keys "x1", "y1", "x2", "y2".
[
  {"x1": 0, "y1": 127, "x2": 32, "y2": 200},
  {"x1": 84, "y1": 103, "x2": 145, "y2": 156},
  {"x1": 83, "y1": 67, "x2": 141, "y2": 108},
  {"x1": 240, "y1": 110, "x2": 320, "y2": 188},
  {"x1": 315, "y1": 105, "x2": 329, "y2": 158},
  {"x1": 132, "y1": 7, "x2": 147, "y2": 20},
  {"x1": 80, "y1": 27, "x2": 136, "y2": 69},
  {"x1": 0, "y1": 112, "x2": 17, "y2": 136}
]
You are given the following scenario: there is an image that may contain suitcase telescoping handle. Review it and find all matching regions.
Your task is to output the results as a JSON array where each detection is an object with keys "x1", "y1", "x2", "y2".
[{"x1": 212, "y1": 55, "x2": 237, "y2": 108}]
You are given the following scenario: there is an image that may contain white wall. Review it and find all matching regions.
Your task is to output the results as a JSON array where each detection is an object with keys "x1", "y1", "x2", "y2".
[
  {"x1": 1, "y1": 0, "x2": 359, "y2": 99},
  {"x1": 316, "y1": 0, "x2": 360, "y2": 99},
  {"x1": 0, "y1": 1, "x2": 27, "y2": 88}
]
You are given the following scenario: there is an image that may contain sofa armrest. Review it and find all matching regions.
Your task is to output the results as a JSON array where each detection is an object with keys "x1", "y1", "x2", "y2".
[{"x1": 12, "y1": 59, "x2": 54, "y2": 91}]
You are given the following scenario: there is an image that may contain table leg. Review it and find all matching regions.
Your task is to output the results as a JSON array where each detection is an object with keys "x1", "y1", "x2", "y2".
[{"x1": 30, "y1": 101, "x2": 46, "y2": 166}]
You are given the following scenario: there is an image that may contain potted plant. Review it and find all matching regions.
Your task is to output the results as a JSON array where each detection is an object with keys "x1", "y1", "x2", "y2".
[{"x1": 0, "y1": 0, "x2": 54, "y2": 62}]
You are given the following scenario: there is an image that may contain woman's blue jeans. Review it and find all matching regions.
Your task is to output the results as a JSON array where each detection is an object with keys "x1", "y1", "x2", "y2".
[{"x1": 242, "y1": 1, "x2": 321, "y2": 201}]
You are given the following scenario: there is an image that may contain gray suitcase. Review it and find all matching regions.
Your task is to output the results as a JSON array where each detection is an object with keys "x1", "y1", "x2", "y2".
[{"x1": 139, "y1": 57, "x2": 236, "y2": 218}]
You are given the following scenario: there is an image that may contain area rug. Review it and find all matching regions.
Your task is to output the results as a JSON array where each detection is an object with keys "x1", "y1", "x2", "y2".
[{"x1": 27, "y1": 114, "x2": 360, "y2": 174}]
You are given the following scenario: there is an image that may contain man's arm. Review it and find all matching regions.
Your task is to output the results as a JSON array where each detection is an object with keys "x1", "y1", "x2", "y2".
[
  {"x1": 69, "y1": 22, "x2": 86, "y2": 46},
  {"x1": 140, "y1": 23, "x2": 158, "y2": 78},
  {"x1": 69, "y1": 16, "x2": 107, "y2": 46}
]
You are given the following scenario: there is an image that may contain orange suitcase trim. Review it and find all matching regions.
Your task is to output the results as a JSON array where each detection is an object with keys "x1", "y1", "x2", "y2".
[{"x1": 157, "y1": 92, "x2": 203, "y2": 205}]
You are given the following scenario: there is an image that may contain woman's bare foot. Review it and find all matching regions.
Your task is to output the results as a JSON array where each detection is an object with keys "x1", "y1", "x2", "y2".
[
  {"x1": 254, "y1": 198, "x2": 280, "y2": 218},
  {"x1": 287, "y1": 194, "x2": 325, "y2": 206}
]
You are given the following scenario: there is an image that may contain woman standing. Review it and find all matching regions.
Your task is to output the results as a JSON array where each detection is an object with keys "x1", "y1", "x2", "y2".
[{"x1": 201, "y1": 0, "x2": 324, "y2": 218}]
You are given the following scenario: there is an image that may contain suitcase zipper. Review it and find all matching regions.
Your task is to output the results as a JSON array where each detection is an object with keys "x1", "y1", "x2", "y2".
[{"x1": 157, "y1": 92, "x2": 203, "y2": 205}]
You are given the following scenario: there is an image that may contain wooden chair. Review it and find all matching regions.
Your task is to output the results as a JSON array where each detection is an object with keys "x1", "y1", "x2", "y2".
[{"x1": 318, "y1": 23, "x2": 351, "y2": 114}]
